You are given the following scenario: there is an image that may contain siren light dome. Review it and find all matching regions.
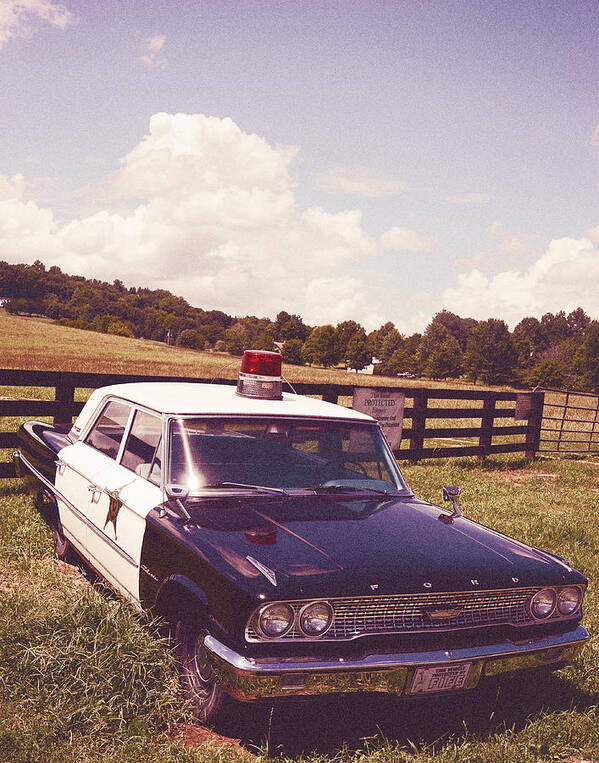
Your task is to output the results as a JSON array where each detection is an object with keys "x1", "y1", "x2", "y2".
[{"x1": 237, "y1": 349, "x2": 283, "y2": 400}]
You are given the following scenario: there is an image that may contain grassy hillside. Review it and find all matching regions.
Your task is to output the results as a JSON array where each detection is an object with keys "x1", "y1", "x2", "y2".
[{"x1": 0, "y1": 311, "x2": 514, "y2": 391}]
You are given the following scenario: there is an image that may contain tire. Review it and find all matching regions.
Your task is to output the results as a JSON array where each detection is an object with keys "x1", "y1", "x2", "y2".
[{"x1": 175, "y1": 616, "x2": 230, "y2": 725}]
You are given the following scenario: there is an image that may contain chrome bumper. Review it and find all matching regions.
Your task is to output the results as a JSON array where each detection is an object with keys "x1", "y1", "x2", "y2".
[{"x1": 205, "y1": 625, "x2": 590, "y2": 701}]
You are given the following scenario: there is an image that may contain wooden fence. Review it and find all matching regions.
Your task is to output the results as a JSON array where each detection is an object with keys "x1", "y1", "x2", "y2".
[{"x1": 0, "y1": 369, "x2": 544, "y2": 478}]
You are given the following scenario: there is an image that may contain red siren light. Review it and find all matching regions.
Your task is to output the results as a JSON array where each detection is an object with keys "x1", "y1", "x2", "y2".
[{"x1": 237, "y1": 350, "x2": 283, "y2": 400}]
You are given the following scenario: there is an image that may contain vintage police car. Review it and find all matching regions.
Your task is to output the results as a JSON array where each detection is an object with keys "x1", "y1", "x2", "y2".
[{"x1": 14, "y1": 351, "x2": 590, "y2": 724}]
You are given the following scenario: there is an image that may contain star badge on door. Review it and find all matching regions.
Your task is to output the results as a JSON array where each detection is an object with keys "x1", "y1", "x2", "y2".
[{"x1": 104, "y1": 495, "x2": 122, "y2": 539}]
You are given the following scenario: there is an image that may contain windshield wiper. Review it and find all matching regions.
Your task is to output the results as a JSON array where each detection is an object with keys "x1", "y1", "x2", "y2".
[
  {"x1": 314, "y1": 484, "x2": 393, "y2": 496},
  {"x1": 206, "y1": 482, "x2": 289, "y2": 496}
]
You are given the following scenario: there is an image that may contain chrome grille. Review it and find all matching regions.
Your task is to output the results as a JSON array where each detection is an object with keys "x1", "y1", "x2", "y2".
[{"x1": 246, "y1": 587, "x2": 542, "y2": 642}]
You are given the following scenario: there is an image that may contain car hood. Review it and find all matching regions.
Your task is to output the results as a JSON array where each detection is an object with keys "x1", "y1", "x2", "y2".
[{"x1": 188, "y1": 493, "x2": 575, "y2": 599}]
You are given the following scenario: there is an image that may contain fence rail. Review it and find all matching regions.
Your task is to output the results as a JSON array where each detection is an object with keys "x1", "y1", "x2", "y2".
[{"x1": 0, "y1": 369, "x2": 545, "y2": 478}]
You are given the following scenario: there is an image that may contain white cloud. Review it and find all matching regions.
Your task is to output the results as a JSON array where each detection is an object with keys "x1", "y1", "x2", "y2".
[
  {"x1": 486, "y1": 219, "x2": 538, "y2": 258},
  {"x1": 316, "y1": 167, "x2": 409, "y2": 198},
  {"x1": 380, "y1": 226, "x2": 436, "y2": 253},
  {"x1": 0, "y1": 113, "x2": 380, "y2": 326},
  {"x1": 442, "y1": 235, "x2": 599, "y2": 327},
  {"x1": 0, "y1": 0, "x2": 73, "y2": 49},
  {"x1": 140, "y1": 34, "x2": 167, "y2": 69},
  {"x1": 444, "y1": 192, "x2": 490, "y2": 205}
]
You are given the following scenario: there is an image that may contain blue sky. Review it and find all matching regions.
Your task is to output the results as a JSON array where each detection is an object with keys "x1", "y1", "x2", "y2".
[{"x1": 1, "y1": 0, "x2": 599, "y2": 332}]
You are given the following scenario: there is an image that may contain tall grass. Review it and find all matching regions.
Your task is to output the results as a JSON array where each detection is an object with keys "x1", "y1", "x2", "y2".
[{"x1": 0, "y1": 454, "x2": 597, "y2": 761}]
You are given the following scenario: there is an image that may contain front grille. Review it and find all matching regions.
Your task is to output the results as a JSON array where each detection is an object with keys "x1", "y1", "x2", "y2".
[{"x1": 246, "y1": 587, "x2": 544, "y2": 642}]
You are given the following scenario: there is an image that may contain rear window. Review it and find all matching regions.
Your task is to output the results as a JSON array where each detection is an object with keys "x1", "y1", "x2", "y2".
[
  {"x1": 121, "y1": 409, "x2": 162, "y2": 483},
  {"x1": 85, "y1": 400, "x2": 131, "y2": 459}
]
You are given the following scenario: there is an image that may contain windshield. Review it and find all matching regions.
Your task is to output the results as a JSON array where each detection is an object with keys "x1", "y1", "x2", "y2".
[{"x1": 167, "y1": 417, "x2": 406, "y2": 493}]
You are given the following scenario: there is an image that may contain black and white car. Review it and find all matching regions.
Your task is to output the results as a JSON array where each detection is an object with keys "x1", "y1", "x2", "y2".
[{"x1": 14, "y1": 351, "x2": 590, "y2": 725}]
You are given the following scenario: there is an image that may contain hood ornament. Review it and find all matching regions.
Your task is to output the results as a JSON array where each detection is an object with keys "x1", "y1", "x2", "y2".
[
  {"x1": 246, "y1": 556, "x2": 277, "y2": 586},
  {"x1": 439, "y1": 485, "x2": 463, "y2": 524}
]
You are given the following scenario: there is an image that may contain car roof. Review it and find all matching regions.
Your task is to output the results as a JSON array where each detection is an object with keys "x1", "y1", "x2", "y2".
[{"x1": 72, "y1": 381, "x2": 374, "y2": 434}]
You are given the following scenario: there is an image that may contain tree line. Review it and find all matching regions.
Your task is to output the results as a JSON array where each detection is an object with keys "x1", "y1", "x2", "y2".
[{"x1": 2, "y1": 259, "x2": 599, "y2": 390}]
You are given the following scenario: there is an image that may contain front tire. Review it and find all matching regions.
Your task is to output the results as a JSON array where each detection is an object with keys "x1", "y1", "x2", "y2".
[{"x1": 175, "y1": 616, "x2": 229, "y2": 725}]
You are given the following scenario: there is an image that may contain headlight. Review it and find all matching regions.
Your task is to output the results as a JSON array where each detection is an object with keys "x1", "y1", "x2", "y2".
[
  {"x1": 557, "y1": 586, "x2": 582, "y2": 616},
  {"x1": 299, "y1": 601, "x2": 333, "y2": 637},
  {"x1": 531, "y1": 588, "x2": 556, "y2": 619},
  {"x1": 258, "y1": 603, "x2": 294, "y2": 638}
]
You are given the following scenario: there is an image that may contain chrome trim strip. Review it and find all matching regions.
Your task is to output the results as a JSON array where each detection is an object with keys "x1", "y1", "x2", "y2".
[
  {"x1": 206, "y1": 624, "x2": 590, "y2": 676},
  {"x1": 15, "y1": 451, "x2": 138, "y2": 570}
]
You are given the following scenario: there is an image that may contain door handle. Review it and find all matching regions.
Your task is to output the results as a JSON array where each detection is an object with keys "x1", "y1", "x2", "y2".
[
  {"x1": 55, "y1": 460, "x2": 66, "y2": 476},
  {"x1": 87, "y1": 484, "x2": 102, "y2": 503}
]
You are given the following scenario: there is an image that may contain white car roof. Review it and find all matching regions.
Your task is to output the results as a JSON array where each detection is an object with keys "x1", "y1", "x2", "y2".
[{"x1": 72, "y1": 381, "x2": 374, "y2": 434}]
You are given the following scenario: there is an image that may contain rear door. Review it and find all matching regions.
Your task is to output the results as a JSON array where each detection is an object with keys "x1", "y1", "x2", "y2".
[
  {"x1": 55, "y1": 399, "x2": 131, "y2": 559},
  {"x1": 84, "y1": 407, "x2": 163, "y2": 602}
]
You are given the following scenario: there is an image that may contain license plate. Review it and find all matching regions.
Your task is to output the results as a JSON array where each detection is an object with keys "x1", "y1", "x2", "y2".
[{"x1": 408, "y1": 663, "x2": 472, "y2": 694}]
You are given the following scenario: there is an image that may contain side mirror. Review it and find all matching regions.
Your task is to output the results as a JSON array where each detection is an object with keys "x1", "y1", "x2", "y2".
[
  {"x1": 439, "y1": 485, "x2": 463, "y2": 524},
  {"x1": 165, "y1": 484, "x2": 190, "y2": 502},
  {"x1": 161, "y1": 484, "x2": 191, "y2": 522}
]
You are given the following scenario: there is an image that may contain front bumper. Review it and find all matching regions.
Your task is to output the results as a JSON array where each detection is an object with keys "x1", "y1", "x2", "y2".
[{"x1": 205, "y1": 625, "x2": 590, "y2": 701}]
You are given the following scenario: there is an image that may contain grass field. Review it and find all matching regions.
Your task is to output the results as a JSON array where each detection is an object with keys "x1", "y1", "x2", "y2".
[
  {"x1": 0, "y1": 456, "x2": 597, "y2": 762},
  {"x1": 0, "y1": 310, "x2": 512, "y2": 390},
  {"x1": 0, "y1": 313, "x2": 597, "y2": 761}
]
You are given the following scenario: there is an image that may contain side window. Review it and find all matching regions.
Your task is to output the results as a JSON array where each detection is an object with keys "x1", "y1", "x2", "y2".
[
  {"x1": 121, "y1": 409, "x2": 162, "y2": 483},
  {"x1": 85, "y1": 400, "x2": 131, "y2": 459}
]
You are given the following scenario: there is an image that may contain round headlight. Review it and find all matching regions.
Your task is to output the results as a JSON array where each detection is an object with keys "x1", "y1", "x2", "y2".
[
  {"x1": 299, "y1": 601, "x2": 333, "y2": 637},
  {"x1": 531, "y1": 588, "x2": 556, "y2": 619},
  {"x1": 258, "y1": 603, "x2": 294, "y2": 638},
  {"x1": 557, "y1": 586, "x2": 582, "y2": 616}
]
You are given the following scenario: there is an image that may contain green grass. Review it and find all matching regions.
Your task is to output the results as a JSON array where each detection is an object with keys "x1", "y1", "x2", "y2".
[
  {"x1": 0, "y1": 312, "x2": 597, "y2": 760},
  {"x1": 0, "y1": 455, "x2": 597, "y2": 762}
]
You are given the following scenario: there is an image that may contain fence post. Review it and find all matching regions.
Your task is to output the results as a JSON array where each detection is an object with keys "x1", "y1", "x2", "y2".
[
  {"x1": 54, "y1": 374, "x2": 75, "y2": 426},
  {"x1": 525, "y1": 390, "x2": 545, "y2": 459},
  {"x1": 409, "y1": 389, "x2": 427, "y2": 463},
  {"x1": 479, "y1": 393, "x2": 497, "y2": 459}
]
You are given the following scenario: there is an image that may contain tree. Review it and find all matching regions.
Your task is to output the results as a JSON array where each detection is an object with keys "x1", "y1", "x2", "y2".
[
  {"x1": 302, "y1": 325, "x2": 342, "y2": 367},
  {"x1": 106, "y1": 319, "x2": 134, "y2": 337},
  {"x1": 540, "y1": 311, "x2": 571, "y2": 346},
  {"x1": 275, "y1": 311, "x2": 309, "y2": 341},
  {"x1": 424, "y1": 332, "x2": 462, "y2": 379},
  {"x1": 463, "y1": 319, "x2": 518, "y2": 384},
  {"x1": 368, "y1": 322, "x2": 397, "y2": 359},
  {"x1": 281, "y1": 338, "x2": 304, "y2": 365},
  {"x1": 567, "y1": 308, "x2": 590, "y2": 336},
  {"x1": 176, "y1": 329, "x2": 205, "y2": 350},
  {"x1": 425, "y1": 310, "x2": 476, "y2": 351},
  {"x1": 224, "y1": 322, "x2": 251, "y2": 356},
  {"x1": 513, "y1": 316, "x2": 547, "y2": 368},
  {"x1": 576, "y1": 321, "x2": 599, "y2": 391},
  {"x1": 526, "y1": 358, "x2": 566, "y2": 388},
  {"x1": 346, "y1": 330, "x2": 372, "y2": 372},
  {"x1": 419, "y1": 322, "x2": 463, "y2": 379},
  {"x1": 335, "y1": 320, "x2": 362, "y2": 359}
]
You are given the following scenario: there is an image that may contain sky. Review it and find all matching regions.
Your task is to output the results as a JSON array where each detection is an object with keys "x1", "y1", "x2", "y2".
[{"x1": 1, "y1": 0, "x2": 599, "y2": 334}]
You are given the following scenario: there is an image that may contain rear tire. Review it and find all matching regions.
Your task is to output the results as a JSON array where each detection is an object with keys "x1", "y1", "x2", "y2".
[{"x1": 175, "y1": 616, "x2": 230, "y2": 725}]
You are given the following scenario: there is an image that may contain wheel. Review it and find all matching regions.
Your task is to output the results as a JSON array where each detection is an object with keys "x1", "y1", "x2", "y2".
[{"x1": 175, "y1": 616, "x2": 229, "y2": 725}]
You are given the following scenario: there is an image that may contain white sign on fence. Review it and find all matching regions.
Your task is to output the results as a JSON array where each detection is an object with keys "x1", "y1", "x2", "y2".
[{"x1": 352, "y1": 388, "x2": 406, "y2": 449}]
